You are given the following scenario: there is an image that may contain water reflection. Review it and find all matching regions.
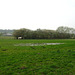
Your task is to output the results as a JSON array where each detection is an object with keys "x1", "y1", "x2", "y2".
[{"x1": 14, "y1": 43, "x2": 64, "y2": 46}]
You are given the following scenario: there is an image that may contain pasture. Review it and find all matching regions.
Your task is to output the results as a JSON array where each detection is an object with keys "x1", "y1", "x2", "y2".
[{"x1": 0, "y1": 38, "x2": 75, "y2": 75}]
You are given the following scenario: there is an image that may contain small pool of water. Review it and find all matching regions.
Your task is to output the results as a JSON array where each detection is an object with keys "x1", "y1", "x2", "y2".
[{"x1": 14, "y1": 43, "x2": 64, "y2": 46}]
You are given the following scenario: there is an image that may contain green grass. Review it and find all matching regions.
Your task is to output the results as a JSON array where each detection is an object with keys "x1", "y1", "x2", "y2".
[{"x1": 0, "y1": 38, "x2": 75, "y2": 75}]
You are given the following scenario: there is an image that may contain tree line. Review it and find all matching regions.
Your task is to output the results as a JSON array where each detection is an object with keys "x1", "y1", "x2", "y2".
[
  {"x1": 0, "y1": 29, "x2": 14, "y2": 34},
  {"x1": 13, "y1": 26, "x2": 75, "y2": 39}
]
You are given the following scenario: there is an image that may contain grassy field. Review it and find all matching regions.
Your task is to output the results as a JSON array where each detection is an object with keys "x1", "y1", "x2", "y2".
[{"x1": 0, "y1": 38, "x2": 75, "y2": 75}]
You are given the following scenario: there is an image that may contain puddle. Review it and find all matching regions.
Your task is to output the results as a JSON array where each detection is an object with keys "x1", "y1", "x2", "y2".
[{"x1": 14, "y1": 43, "x2": 64, "y2": 46}]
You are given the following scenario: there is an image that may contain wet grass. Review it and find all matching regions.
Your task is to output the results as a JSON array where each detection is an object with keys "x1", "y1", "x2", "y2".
[{"x1": 0, "y1": 39, "x2": 75, "y2": 75}]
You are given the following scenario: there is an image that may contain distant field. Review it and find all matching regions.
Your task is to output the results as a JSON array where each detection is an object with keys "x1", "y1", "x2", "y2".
[
  {"x1": 0, "y1": 38, "x2": 75, "y2": 75},
  {"x1": 0, "y1": 36, "x2": 14, "y2": 39}
]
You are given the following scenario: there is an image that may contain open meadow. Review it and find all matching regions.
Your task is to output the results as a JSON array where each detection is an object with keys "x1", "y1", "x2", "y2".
[{"x1": 0, "y1": 38, "x2": 75, "y2": 75}]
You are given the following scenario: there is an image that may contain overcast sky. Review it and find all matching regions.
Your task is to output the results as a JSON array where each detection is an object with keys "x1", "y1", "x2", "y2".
[{"x1": 0, "y1": 0, "x2": 75, "y2": 30}]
